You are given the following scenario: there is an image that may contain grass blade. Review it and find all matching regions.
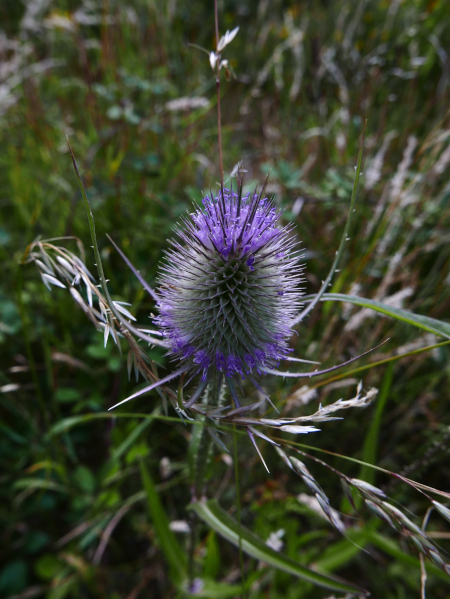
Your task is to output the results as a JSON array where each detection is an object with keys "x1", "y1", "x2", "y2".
[
  {"x1": 47, "y1": 412, "x2": 188, "y2": 437},
  {"x1": 309, "y1": 340, "x2": 450, "y2": 390},
  {"x1": 309, "y1": 292, "x2": 450, "y2": 339},
  {"x1": 358, "y1": 362, "x2": 394, "y2": 488},
  {"x1": 189, "y1": 499, "x2": 369, "y2": 595},
  {"x1": 140, "y1": 460, "x2": 186, "y2": 581}
]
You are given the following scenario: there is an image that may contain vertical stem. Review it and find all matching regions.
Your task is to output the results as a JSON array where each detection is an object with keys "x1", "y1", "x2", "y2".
[
  {"x1": 233, "y1": 425, "x2": 246, "y2": 598},
  {"x1": 188, "y1": 374, "x2": 221, "y2": 587},
  {"x1": 187, "y1": 511, "x2": 196, "y2": 590},
  {"x1": 214, "y1": 0, "x2": 224, "y2": 187},
  {"x1": 214, "y1": 0, "x2": 219, "y2": 43},
  {"x1": 194, "y1": 418, "x2": 213, "y2": 499}
]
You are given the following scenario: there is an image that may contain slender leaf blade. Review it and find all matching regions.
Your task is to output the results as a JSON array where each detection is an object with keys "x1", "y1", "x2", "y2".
[
  {"x1": 358, "y1": 362, "x2": 394, "y2": 488},
  {"x1": 140, "y1": 460, "x2": 186, "y2": 580},
  {"x1": 366, "y1": 531, "x2": 449, "y2": 582},
  {"x1": 316, "y1": 293, "x2": 450, "y2": 339},
  {"x1": 189, "y1": 499, "x2": 369, "y2": 595},
  {"x1": 47, "y1": 412, "x2": 184, "y2": 437}
]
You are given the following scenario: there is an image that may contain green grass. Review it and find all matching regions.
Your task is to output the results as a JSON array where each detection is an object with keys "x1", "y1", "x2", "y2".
[{"x1": 1, "y1": 1, "x2": 450, "y2": 597}]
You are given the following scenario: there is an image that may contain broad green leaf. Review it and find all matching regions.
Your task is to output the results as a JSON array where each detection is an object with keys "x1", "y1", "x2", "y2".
[
  {"x1": 139, "y1": 460, "x2": 186, "y2": 581},
  {"x1": 316, "y1": 293, "x2": 450, "y2": 339},
  {"x1": 189, "y1": 499, "x2": 368, "y2": 595}
]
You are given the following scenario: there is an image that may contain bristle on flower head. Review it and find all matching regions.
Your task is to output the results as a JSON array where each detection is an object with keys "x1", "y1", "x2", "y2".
[{"x1": 156, "y1": 187, "x2": 303, "y2": 381}]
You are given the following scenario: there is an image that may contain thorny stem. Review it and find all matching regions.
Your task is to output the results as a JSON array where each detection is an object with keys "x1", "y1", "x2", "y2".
[
  {"x1": 214, "y1": 0, "x2": 224, "y2": 187},
  {"x1": 194, "y1": 417, "x2": 213, "y2": 500},
  {"x1": 233, "y1": 425, "x2": 246, "y2": 598},
  {"x1": 188, "y1": 375, "x2": 219, "y2": 587}
]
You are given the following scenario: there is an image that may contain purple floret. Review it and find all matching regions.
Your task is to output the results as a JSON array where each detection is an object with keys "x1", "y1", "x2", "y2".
[{"x1": 155, "y1": 186, "x2": 304, "y2": 381}]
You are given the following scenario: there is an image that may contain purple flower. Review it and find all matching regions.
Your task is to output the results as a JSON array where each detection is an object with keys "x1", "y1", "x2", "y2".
[{"x1": 155, "y1": 186, "x2": 304, "y2": 381}]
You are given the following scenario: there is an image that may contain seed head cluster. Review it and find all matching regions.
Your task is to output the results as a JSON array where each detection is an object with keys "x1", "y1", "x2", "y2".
[{"x1": 156, "y1": 187, "x2": 303, "y2": 381}]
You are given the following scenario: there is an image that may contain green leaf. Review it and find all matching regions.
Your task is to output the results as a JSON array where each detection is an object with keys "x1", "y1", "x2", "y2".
[
  {"x1": 73, "y1": 466, "x2": 96, "y2": 493},
  {"x1": 313, "y1": 532, "x2": 367, "y2": 573},
  {"x1": 189, "y1": 499, "x2": 368, "y2": 595},
  {"x1": 34, "y1": 554, "x2": 63, "y2": 580},
  {"x1": 192, "y1": 579, "x2": 252, "y2": 598},
  {"x1": 315, "y1": 293, "x2": 450, "y2": 339},
  {"x1": 366, "y1": 530, "x2": 449, "y2": 582},
  {"x1": 204, "y1": 532, "x2": 221, "y2": 580},
  {"x1": 139, "y1": 460, "x2": 186, "y2": 581},
  {"x1": 313, "y1": 526, "x2": 449, "y2": 583},
  {"x1": 109, "y1": 416, "x2": 154, "y2": 463}
]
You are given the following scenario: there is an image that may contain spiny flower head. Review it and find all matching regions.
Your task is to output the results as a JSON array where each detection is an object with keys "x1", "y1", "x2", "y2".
[{"x1": 156, "y1": 185, "x2": 303, "y2": 381}]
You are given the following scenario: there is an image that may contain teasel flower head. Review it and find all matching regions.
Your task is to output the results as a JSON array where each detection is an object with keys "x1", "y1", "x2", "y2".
[{"x1": 155, "y1": 184, "x2": 304, "y2": 382}]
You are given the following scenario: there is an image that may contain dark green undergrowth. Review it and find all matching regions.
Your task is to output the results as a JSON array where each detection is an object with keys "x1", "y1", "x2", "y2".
[{"x1": 1, "y1": 1, "x2": 450, "y2": 597}]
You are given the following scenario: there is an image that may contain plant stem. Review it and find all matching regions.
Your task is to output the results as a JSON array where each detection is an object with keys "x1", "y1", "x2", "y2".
[
  {"x1": 214, "y1": 0, "x2": 224, "y2": 187},
  {"x1": 294, "y1": 122, "x2": 366, "y2": 325},
  {"x1": 234, "y1": 425, "x2": 246, "y2": 598},
  {"x1": 194, "y1": 419, "x2": 213, "y2": 500},
  {"x1": 188, "y1": 374, "x2": 221, "y2": 586}
]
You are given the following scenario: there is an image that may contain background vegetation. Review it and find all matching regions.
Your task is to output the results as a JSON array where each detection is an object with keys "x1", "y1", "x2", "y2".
[{"x1": 1, "y1": 0, "x2": 450, "y2": 597}]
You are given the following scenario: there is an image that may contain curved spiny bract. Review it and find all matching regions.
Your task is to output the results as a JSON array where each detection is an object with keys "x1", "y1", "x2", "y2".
[{"x1": 156, "y1": 187, "x2": 304, "y2": 384}]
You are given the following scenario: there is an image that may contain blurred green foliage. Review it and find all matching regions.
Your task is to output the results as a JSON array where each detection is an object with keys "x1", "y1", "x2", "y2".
[{"x1": 1, "y1": 0, "x2": 450, "y2": 597}]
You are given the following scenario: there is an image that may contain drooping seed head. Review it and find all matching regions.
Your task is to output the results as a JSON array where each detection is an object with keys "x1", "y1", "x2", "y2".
[{"x1": 156, "y1": 187, "x2": 303, "y2": 380}]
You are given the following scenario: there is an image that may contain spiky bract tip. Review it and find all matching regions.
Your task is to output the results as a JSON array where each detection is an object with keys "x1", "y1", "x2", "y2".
[{"x1": 156, "y1": 187, "x2": 304, "y2": 381}]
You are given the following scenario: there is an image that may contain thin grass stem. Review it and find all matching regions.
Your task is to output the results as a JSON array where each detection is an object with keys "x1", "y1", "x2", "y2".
[
  {"x1": 294, "y1": 122, "x2": 366, "y2": 325},
  {"x1": 214, "y1": 0, "x2": 224, "y2": 187}
]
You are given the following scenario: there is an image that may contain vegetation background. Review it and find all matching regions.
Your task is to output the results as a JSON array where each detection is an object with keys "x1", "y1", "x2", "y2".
[{"x1": 1, "y1": 0, "x2": 450, "y2": 597}]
